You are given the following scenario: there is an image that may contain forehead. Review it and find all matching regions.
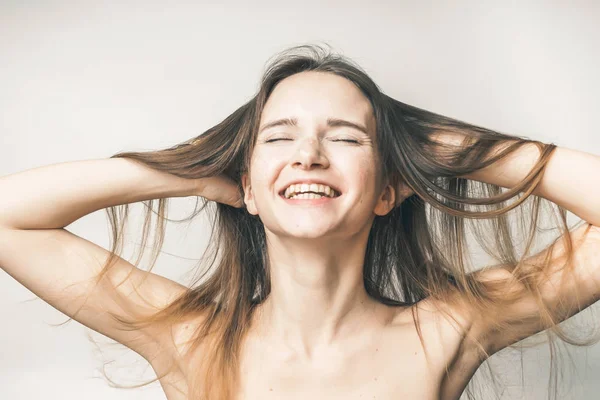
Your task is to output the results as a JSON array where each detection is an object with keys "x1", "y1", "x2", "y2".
[{"x1": 260, "y1": 71, "x2": 375, "y2": 134}]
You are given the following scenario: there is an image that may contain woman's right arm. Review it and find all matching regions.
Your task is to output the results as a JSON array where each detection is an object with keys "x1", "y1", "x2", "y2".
[
  {"x1": 0, "y1": 157, "x2": 198, "y2": 229},
  {"x1": 0, "y1": 158, "x2": 199, "y2": 361}
]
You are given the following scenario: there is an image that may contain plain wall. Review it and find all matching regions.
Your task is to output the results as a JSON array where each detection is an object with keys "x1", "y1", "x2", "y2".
[{"x1": 1, "y1": 1, "x2": 599, "y2": 399}]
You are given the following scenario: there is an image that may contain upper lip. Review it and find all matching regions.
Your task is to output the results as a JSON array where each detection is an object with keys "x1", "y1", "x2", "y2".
[{"x1": 279, "y1": 179, "x2": 342, "y2": 196}]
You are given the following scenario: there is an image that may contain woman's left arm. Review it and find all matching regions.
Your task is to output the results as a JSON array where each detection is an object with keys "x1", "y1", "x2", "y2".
[
  {"x1": 443, "y1": 138, "x2": 600, "y2": 356},
  {"x1": 460, "y1": 141, "x2": 600, "y2": 227}
]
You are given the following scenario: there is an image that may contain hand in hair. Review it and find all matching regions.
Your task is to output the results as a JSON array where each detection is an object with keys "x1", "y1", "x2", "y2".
[{"x1": 195, "y1": 175, "x2": 245, "y2": 208}]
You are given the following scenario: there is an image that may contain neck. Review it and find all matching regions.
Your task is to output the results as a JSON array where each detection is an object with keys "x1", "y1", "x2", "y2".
[{"x1": 250, "y1": 229, "x2": 389, "y2": 361}]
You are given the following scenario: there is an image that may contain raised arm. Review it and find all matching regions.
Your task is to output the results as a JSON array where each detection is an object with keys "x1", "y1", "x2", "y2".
[
  {"x1": 0, "y1": 158, "x2": 198, "y2": 360},
  {"x1": 434, "y1": 135, "x2": 600, "y2": 356}
]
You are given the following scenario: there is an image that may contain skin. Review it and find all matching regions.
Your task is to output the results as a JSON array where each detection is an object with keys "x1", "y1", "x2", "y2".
[{"x1": 240, "y1": 71, "x2": 414, "y2": 364}]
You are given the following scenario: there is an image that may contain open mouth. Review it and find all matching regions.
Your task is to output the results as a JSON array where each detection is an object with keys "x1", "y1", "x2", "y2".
[
  {"x1": 278, "y1": 187, "x2": 342, "y2": 199},
  {"x1": 279, "y1": 191, "x2": 341, "y2": 200},
  {"x1": 279, "y1": 183, "x2": 342, "y2": 200}
]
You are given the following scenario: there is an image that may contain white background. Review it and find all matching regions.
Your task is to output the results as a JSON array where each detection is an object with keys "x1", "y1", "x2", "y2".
[{"x1": 1, "y1": 1, "x2": 599, "y2": 399}]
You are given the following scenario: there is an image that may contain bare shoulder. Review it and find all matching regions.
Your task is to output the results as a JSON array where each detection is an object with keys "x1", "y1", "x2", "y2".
[
  {"x1": 389, "y1": 297, "x2": 485, "y2": 400},
  {"x1": 390, "y1": 297, "x2": 471, "y2": 360},
  {"x1": 153, "y1": 305, "x2": 219, "y2": 374},
  {"x1": 146, "y1": 311, "x2": 214, "y2": 400},
  {"x1": 391, "y1": 296, "x2": 472, "y2": 334}
]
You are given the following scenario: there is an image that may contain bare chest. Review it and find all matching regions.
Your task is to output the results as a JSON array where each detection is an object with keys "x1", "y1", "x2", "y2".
[
  {"x1": 156, "y1": 303, "x2": 477, "y2": 400},
  {"x1": 236, "y1": 352, "x2": 440, "y2": 399},
  {"x1": 235, "y1": 318, "x2": 462, "y2": 400}
]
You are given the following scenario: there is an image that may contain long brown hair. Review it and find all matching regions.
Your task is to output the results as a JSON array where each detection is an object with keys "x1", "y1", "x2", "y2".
[{"x1": 63, "y1": 43, "x2": 596, "y2": 399}]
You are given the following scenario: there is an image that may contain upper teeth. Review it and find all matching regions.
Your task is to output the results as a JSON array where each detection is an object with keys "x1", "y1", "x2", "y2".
[{"x1": 284, "y1": 183, "x2": 337, "y2": 199}]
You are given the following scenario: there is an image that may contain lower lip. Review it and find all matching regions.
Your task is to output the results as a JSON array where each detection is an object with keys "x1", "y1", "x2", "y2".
[{"x1": 279, "y1": 194, "x2": 340, "y2": 205}]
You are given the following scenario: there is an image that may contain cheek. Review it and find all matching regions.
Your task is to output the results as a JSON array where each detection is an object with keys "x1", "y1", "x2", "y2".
[
  {"x1": 357, "y1": 170, "x2": 377, "y2": 202},
  {"x1": 354, "y1": 161, "x2": 381, "y2": 199},
  {"x1": 348, "y1": 156, "x2": 377, "y2": 181},
  {"x1": 250, "y1": 155, "x2": 280, "y2": 195}
]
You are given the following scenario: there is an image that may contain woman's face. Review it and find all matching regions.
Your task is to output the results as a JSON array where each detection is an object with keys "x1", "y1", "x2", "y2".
[{"x1": 242, "y1": 71, "x2": 396, "y2": 239}]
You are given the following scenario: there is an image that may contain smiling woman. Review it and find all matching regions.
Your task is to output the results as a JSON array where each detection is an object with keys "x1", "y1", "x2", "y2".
[{"x1": 1, "y1": 43, "x2": 598, "y2": 400}]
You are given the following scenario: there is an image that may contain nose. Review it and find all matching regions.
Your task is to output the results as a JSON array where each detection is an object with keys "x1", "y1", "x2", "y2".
[{"x1": 291, "y1": 136, "x2": 330, "y2": 170}]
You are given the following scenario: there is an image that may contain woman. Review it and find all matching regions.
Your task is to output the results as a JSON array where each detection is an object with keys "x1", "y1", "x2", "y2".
[{"x1": 1, "y1": 44, "x2": 599, "y2": 399}]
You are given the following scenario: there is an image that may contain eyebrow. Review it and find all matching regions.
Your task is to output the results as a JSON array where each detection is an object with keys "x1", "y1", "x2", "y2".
[{"x1": 258, "y1": 117, "x2": 369, "y2": 136}]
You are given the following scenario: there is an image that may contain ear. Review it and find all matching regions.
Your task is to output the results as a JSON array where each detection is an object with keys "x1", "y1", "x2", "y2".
[
  {"x1": 241, "y1": 173, "x2": 258, "y2": 215},
  {"x1": 374, "y1": 180, "x2": 415, "y2": 216},
  {"x1": 373, "y1": 184, "x2": 396, "y2": 216}
]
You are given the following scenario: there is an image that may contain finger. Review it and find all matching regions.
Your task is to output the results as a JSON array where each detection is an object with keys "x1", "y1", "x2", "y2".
[{"x1": 226, "y1": 189, "x2": 245, "y2": 208}]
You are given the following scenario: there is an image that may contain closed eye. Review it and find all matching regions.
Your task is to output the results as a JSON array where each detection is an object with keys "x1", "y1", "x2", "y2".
[
  {"x1": 265, "y1": 138, "x2": 359, "y2": 143},
  {"x1": 332, "y1": 139, "x2": 359, "y2": 143},
  {"x1": 265, "y1": 138, "x2": 292, "y2": 143}
]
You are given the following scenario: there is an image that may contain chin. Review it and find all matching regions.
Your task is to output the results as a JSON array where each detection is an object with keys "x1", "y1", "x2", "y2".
[{"x1": 281, "y1": 227, "x2": 333, "y2": 239}]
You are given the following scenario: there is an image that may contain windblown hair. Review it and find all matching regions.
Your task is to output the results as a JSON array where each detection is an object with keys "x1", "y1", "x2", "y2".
[{"x1": 62, "y1": 44, "x2": 597, "y2": 399}]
